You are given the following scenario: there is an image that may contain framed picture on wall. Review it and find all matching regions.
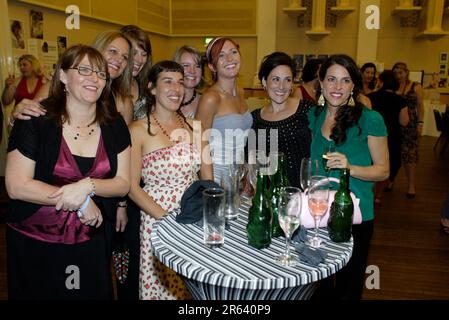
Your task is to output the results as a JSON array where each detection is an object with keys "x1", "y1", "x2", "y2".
[{"x1": 440, "y1": 52, "x2": 448, "y2": 64}]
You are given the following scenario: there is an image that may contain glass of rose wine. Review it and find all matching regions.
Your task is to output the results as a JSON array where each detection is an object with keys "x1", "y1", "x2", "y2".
[
  {"x1": 307, "y1": 175, "x2": 330, "y2": 248},
  {"x1": 276, "y1": 187, "x2": 302, "y2": 267}
]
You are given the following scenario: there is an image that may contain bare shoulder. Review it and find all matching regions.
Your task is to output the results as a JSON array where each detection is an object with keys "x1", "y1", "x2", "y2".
[{"x1": 129, "y1": 118, "x2": 148, "y2": 136}]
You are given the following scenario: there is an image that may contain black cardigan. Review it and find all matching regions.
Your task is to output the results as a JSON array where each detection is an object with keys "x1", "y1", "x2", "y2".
[{"x1": 6, "y1": 115, "x2": 131, "y2": 223}]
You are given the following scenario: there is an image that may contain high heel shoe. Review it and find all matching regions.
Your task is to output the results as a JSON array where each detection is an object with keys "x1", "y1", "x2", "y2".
[{"x1": 406, "y1": 193, "x2": 416, "y2": 199}]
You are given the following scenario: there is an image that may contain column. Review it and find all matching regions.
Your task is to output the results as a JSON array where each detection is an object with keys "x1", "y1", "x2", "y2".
[
  {"x1": 356, "y1": 0, "x2": 380, "y2": 65},
  {"x1": 305, "y1": 0, "x2": 330, "y2": 35},
  {"x1": 254, "y1": 0, "x2": 277, "y2": 87}
]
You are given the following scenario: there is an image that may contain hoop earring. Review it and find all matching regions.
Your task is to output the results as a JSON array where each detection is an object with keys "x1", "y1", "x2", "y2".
[
  {"x1": 348, "y1": 91, "x2": 355, "y2": 107},
  {"x1": 317, "y1": 93, "x2": 325, "y2": 106}
]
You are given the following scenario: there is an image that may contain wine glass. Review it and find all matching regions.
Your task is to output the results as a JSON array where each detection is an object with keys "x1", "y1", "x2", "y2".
[
  {"x1": 307, "y1": 176, "x2": 330, "y2": 248},
  {"x1": 276, "y1": 186, "x2": 302, "y2": 267},
  {"x1": 248, "y1": 150, "x2": 269, "y2": 193},
  {"x1": 300, "y1": 158, "x2": 319, "y2": 193},
  {"x1": 322, "y1": 143, "x2": 336, "y2": 174}
]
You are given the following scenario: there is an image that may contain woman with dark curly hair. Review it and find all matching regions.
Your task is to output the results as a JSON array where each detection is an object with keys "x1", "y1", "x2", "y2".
[{"x1": 308, "y1": 54, "x2": 389, "y2": 300}]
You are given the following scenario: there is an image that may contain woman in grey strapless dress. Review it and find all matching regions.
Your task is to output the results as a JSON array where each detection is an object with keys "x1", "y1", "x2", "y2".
[{"x1": 195, "y1": 37, "x2": 253, "y2": 182}]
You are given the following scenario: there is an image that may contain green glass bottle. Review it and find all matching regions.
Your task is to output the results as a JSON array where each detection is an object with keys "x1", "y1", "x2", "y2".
[
  {"x1": 246, "y1": 170, "x2": 272, "y2": 249},
  {"x1": 268, "y1": 153, "x2": 290, "y2": 237},
  {"x1": 327, "y1": 168, "x2": 354, "y2": 243}
]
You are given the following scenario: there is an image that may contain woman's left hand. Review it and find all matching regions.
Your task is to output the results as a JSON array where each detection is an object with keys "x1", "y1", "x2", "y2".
[
  {"x1": 116, "y1": 207, "x2": 128, "y2": 232},
  {"x1": 326, "y1": 152, "x2": 350, "y2": 170}
]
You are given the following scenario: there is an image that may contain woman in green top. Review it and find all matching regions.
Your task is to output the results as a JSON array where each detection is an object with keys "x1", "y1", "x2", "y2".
[{"x1": 308, "y1": 55, "x2": 389, "y2": 300}]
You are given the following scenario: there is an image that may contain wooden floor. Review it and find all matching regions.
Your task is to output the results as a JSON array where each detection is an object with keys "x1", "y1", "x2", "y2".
[{"x1": 0, "y1": 136, "x2": 448, "y2": 300}]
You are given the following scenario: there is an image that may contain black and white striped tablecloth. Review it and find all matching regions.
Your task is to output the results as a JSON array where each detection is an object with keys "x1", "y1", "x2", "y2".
[{"x1": 150, "y1": 200, "x2": 353, "y2": 300}]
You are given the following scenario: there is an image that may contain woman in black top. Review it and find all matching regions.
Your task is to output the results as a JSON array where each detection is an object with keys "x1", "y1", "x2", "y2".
[
  {"x1": 5, "y1": 45, "x2": 131, "y2": 300},
  {"x1": 249, "y1": 52, "x2": 312, "y2": 188},
  {"x1": 368, "y1": 70, "x2": 409, "y2": 202}
]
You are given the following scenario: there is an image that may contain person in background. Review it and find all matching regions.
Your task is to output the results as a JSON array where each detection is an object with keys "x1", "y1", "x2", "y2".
[
  {"x1": 173, "y1": 45, "x2": 206, "y2": 118},
  {"x1": 112, "y1": 24, "x2": 153, "y2": 300},
  {"x1": 5, "y1": 45, "x2": 131, "y2": 299},
  {"x1": 128, "y1": 61, "x2": 213, "y2": 299},
  {"x1": 309, "y1": 54, "x2": 389, "y2": 300},
  {"x1": 120, "y1": 25, "x2": 152, "y2": 120},
  {"x1": 195, "y1": 37, "x2": 252, "y2": 183},
  {"x1": 292, "y1": 58, "x2": 321, "y2": 103},
  {"x1": 391, "y1": 62, "x2": 424, "y2": 198},
  {"x1": 249, "y1": 52, "x2": 312, "y2": 188},
  {"x1": 368, "y1": 70, "x2": 409, "y2": 204},
  {"x1": 2, "y1": 55, "x2": 44, "y2": 115},
  {"x1": 360, "y1": 62, "x2": 377, "y2": 95}
]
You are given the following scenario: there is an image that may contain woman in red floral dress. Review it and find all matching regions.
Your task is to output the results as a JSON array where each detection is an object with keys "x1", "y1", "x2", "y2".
[{"x1": 129, "y1": 60, "x2": 213, "y2": 300}]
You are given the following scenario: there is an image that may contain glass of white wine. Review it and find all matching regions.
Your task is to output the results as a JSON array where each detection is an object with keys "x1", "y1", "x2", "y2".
[{"x1": 276, "y1": 186, "x2": 302, "y2": 267}]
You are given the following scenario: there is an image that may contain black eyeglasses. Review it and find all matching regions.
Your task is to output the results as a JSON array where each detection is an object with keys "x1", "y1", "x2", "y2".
[{"x1": 68, "y1": 66, "x2": 108, "y2": 80}]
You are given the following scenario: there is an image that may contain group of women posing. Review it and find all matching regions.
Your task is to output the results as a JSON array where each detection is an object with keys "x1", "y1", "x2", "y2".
[{"x1": 5, "y1": 30, "x2": 390, "y2": 300}]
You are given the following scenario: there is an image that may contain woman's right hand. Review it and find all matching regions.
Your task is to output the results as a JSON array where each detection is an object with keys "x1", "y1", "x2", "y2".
[
  {"x1": 5, "y1": 75, "x2": 15, "y2": 88},
  {"x1": 79, "y1": 200, "x2": 103, "y2": 228}
]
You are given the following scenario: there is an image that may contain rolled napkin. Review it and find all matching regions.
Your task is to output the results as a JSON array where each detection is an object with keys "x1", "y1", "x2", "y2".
[
  {"x1": 291, "y1": 227, "x2": 308, "y2": 243},
  {"x1": 295, "y1": 243, "x2": 328, "y2": 267},
  {"x1": 177, "y1": 180, "x2": 221, "y2": 224},
  {"x1": 176, "y1": 180, "x2": 231, "y2": 230}
]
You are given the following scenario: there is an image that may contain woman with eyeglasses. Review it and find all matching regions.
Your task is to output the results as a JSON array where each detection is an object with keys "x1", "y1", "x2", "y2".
[
  {"x1": 5, "y1": 45, "x2": 131, "y2": 300},
  {"x1": 11, "y1": 31, "x2": 134, "y2": 126}
]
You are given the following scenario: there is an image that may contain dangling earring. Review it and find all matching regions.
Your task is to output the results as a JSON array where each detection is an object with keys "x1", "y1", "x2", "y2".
[
  {"x1": 348, "y1": 91, "x2": 355, "y2": 107},
  {"x1": 317, "y1": 93, "x2": 325, "y2": 106}
]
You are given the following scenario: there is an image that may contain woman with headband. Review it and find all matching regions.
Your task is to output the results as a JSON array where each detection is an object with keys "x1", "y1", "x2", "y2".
[{"x1": 195, "y1": 37, "x2": 252, "y2": 182}]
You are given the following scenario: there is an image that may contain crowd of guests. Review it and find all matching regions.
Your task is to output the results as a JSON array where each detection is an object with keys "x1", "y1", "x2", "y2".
[{"x1": 1, "y1": 24, "x2": 429, "y2": 300}]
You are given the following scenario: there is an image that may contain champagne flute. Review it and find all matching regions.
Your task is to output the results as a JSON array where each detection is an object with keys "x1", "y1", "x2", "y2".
[
  {"x1": 322, "y1": 143, "x2": 336, "y2": 173},
  {"x1": 307, "y1": 176, "x2": 330, "y2": 248},
  {"x1": 300, "y1": 158, "x2": 319, "y2": 193},
  {"x1": 276, "y1": 187, "x2": 302, "y2": 267}
]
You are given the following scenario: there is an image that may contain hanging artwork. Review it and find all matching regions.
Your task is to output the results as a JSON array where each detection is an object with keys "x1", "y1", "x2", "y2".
[
  {"x1": 10, "y1": 20, "x2": 25, "y2": 49},
  {"x1": 30, "y1": 10, "x2": 44, "y2": 39}
]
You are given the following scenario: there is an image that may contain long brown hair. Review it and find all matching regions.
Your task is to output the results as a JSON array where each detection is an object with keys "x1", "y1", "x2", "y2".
[
  {"x1": 42, "y1": 44, "x2": 117, "y2": 126},
  {"x1": 120, "y1": 25, "x2": 152, "y2": 99}
]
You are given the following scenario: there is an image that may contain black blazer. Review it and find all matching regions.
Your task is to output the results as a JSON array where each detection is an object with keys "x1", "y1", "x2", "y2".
[{"x1": 6, "y1": 115, "x2": 130, "y2": 223}]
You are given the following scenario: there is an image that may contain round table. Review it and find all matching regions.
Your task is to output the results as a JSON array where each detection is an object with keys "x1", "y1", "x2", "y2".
[{"x1": 150, "y1": 200, "x2": 353, "y2": 300}]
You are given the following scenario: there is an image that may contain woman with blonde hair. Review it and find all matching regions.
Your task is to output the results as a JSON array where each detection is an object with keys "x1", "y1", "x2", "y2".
[
  {"x1": 173, "y1": 45, "x2": 205, "y2": 118},
  {"x1": 2, "y1": 54, "x2": 44, "y2": 108}
]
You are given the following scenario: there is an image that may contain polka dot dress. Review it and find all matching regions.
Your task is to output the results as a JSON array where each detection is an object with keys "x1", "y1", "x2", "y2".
[{"x1": 139, "y1": 142, "x2": 200, "y2": 300}]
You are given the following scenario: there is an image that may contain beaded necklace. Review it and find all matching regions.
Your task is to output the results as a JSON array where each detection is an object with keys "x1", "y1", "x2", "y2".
[
  {"x1": 151, "y1": 112, "x2": 185, "y2": 142},
  {"x1": 64, "y1": 123, "x2": 97, "y2": 140},
  {"x1": 180, "y1": 90, "x2": 197, "y2": 107}
]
